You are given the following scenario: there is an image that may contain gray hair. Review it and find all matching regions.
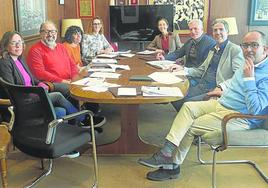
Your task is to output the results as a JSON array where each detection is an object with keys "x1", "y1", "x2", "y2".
[{"x1": 188, "y1": 19, "x2": 203, "y2": 29}]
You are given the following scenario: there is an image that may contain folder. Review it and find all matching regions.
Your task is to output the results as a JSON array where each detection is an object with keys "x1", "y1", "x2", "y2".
[{"x1": 129, "y1": 75, "x2": 153, "y2": 82}]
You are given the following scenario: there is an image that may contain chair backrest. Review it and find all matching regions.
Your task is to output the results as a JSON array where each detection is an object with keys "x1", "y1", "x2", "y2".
[{"x1": 0, "y1": 78, "x2": 56, "y2": 143}]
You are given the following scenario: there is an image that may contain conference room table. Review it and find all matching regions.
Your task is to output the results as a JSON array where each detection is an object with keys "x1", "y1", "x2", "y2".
[{"x1": 70, "y1": 55, "x2": 189, "y2": 154}]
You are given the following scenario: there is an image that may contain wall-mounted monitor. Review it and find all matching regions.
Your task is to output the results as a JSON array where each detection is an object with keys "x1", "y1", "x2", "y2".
[{"x1": 109, "y1": 5, "x2": 173, "y2": 42}]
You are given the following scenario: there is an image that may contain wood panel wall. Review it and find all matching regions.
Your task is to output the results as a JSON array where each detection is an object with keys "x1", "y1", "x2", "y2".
[{"x1": 0, "y1": 0, "x2": 267, "y2": 53}]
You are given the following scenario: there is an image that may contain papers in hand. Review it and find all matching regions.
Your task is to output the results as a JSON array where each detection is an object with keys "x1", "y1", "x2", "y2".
[
  {"x1": 137, "y1": 50, "x2": 156, "y2": 55},
  {"x1": 91, "y1": 58, "x2": 117, "y2": 64},
  {"x1": 146, "y1": 60, "x2": 176, "y2": 69},
  {"x1": 117, "y1": 88, "x2": 137, "y2": 96},
  {"x1": 148, "y1": 72, "x2": 183, "y2": 84},
  {"x1": 141, "y1": 86, "x2": 183, "y2": 97},
  {"x1": 90, "y1": 72, "x2": 121, "y2": 79}
]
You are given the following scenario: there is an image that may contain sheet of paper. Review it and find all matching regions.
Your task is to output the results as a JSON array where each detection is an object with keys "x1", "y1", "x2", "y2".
[
  {"x1": 110, "y1": 50, "x2": 131, "y2": 55},
  {"x1": 108, "y1": 64, "x2": 130, "y2": 70},
  {"x1": 119, "y1": 53, "x2": 135, "y2": 58},
  {"x1": 88, "y1": 68, "x2": 115, "y2": 72},
  {"x1": 146, "y1": 60, "x2": 176, "y2": 69},
  {"x1": 141, "y1": 86, "x2": 183, "y2": 97},
  {"x1": 82, "y1": 86, "x2": 108, "y2": 92},
  {"x1": 171, "y1": 70, "x2": 186, "y2": 76},
  {"x1": 97, "y1": 53, "x2": 118, "y2": 58},
  {"x1": 91, "y1": 58, "x2": 117, "y2": 64},
  {"x1": 137, "y1": 50, "x2": 156, "y2": 55},
  {"x1": 148, "y1": 72, "x2": 183, "y2": 84},
  {"x1": 117, "y1": 88, "x2": 137, "y2": 96},
  {"x1": 90, "y1": 72, "x2": 121, "y2": 79},
  {"x1": 71, "y1": 77, "x2": 104, "y2": 86}
]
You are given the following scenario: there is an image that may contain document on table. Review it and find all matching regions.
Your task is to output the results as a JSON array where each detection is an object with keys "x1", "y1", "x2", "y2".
[
  {"x1": 117, "y1": 88, "x2": 137, "y2": 96},
  {"x1": 71, "y1": 77, "x2": 104, "y2": 86},
  {"x1": 141, "y1": 86, "x2": 183, "y2": 97},
  {"x1": 82, "y1": 86, "x2": 108, "y2": 92},
  {"x1": 148, "y1": 72, "x2": 183, "y2": 84},
  {"x1": 119, "y1": 53, "x2": 135, "y2": 58},
  {"x1": 146, "y1": 60, "x2": 176, "y2": 69},
  {"x1": 90, "y1": 72, "x2": 121, "y2": 79},
  {"x1": 107, "y1": 64, "x2": 130, "y2": 70},
  {"x1": 91, "y1": 58, "x2": 117, "y2": 64},
  {"x1": 97, "y1": 53, "x2": 118, "y2": 58},
  {"x1": 137, "y1": 50, "x2": 156, "y2": 55},
  {"x1": 171, "y1": 70, "x2": 186, "y2": 76},
  {"x1": 87, "y1": 68, "x2": 115, "y2": 72}
]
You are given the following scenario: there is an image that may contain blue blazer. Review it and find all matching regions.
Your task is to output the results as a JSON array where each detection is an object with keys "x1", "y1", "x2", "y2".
[{"x1": 165, "y1": 34, "x2": 216, "y2": 68}]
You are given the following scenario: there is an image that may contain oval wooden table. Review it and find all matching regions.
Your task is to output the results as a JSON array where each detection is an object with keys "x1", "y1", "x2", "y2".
[{"x1": 70, "y1": 56, "x2": 189, "y2": 154}]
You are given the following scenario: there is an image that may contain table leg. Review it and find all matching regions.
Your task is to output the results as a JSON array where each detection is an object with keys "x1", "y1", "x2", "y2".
[{"x1": 96, "y1": 104, "x2": 158, "y2": 154}]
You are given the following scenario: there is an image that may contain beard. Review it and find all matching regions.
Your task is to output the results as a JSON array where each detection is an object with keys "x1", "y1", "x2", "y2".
[{"x1": 44, "y1": 37, "x2": 56, "y2": 48}]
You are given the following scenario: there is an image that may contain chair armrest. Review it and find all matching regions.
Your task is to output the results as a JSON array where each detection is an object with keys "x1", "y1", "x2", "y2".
[
  {"x1": 0, "y1": 99, "x2": 11, "y2": 106},
  {"x1": 46, "y1": 110, "x2": 94, "y2": 144},
  {"x1": 61, "y1": 110, "x2": 94, "y2": 122},
  {"x1": 218, "y1": 113, "x2": 268, "y2": 151}
]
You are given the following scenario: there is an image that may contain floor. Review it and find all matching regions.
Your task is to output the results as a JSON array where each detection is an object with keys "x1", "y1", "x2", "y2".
[{"x1": 5, "y1": 104, "x2": 268, "y2": 188}]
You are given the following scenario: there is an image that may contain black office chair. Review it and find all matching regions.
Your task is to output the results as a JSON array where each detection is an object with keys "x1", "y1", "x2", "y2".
[
  {"x1": 0, "y1": 78, "x2": 99, "y2": 188},
  {"x1": 197, "y1": 113, "x2": 268, "y2": 188}
]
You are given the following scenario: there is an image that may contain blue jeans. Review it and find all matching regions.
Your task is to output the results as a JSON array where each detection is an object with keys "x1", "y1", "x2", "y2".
[{"x1": 48, "y1": 92, "x2": 84, "y2": 121}]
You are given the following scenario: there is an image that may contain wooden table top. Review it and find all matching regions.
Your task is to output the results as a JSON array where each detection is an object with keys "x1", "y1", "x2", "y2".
[{"x1": 70, "y1": 56, "x2": 189, "y2": 104}]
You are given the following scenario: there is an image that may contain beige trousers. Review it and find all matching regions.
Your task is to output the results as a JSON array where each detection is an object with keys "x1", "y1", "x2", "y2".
[{"x1": 166, "y1": 100, "x2": 249, "y2": 165}]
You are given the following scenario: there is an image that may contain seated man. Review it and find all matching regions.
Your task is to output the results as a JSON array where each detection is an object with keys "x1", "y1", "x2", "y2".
[
  {"x1": 138, "y1": 30, "x2": 268, "y2": 181},
  {"x1": 157, "y1": 19, "x2": 216, "y2": 68},
  {"x1": 171, "y1": 19, "x2": 244, "y2": 111},
  {"x1": 27, "y1": 20, "x2": 105, "y2": 128}
]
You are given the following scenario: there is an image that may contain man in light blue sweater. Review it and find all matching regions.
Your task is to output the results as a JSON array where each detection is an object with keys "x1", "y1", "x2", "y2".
[{"x1": 138, "y1": 30, "x2": 268, "y2": 181}]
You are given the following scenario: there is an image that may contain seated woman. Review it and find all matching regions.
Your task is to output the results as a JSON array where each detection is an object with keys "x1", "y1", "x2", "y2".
[
  {"x1": 146, "y1": 18, "x2": 182, "y2": 54},
  {"x1": 0, "y1": 31, "x2": 81, "y2": 120},
  {"x1": 63, "y1": 25, "x2": 84, "y2": 68},
  {"x1": 82, "y1": 16, "x2": 114, "y2": 61}
]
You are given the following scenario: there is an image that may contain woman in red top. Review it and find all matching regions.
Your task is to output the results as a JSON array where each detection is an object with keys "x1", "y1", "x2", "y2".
[{"x1": 146, "y1": 18, "x2": 182, "y2": 55}]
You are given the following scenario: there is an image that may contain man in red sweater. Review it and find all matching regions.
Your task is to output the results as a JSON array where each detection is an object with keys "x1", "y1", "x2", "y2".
[{"x1": 27, "y1": 20, "x2": 105, "y2": 128}]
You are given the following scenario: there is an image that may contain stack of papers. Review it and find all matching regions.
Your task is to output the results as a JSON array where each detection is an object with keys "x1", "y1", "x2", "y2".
[
  {"x1": 97, "y1": 54, "x2": 118, "y2": 58},
  {"x1": 117, "y1": 88, "x2": 137, "y2": 96},
  {"x1": 148, "y1": 72, "x2": 183, "y2": 84},
  {"x1": 141, "y1": 86, "x2": 183, "y2": 97},
  {"x1": 91, "y1": 58, "x2": 117, "y2": 64},
  {"x1": 146, "y1": 60, "x2": 176, "y2": 69},
  {"x1": 71, "y1": 77, "x2": 104, "y2": 86},
  {"x1": 90, "y1": 72, "x2": 121, "y2": 79},
  {"x1": 137, "y1": 50, "x2": 156, "y2": 55},
  {"x1": 87, "y1": 64, "x2": 130, "y2": 73}
]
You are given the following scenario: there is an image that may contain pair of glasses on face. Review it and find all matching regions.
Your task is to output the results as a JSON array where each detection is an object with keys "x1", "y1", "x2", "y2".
[
  {"x1": 240, "y1": 42, "x2": 260, "y2": 49},
  {"x1": 40, "y1": 30, "x2": 58, "y2": 35},
  {"x1": 9, "y1": 40, "x2": 24, "y2": 46}
]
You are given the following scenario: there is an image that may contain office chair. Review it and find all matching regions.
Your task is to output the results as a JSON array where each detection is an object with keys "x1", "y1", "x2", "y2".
[
  {"x1": 0, "y1": 78, "x2": 99, "y2": 188},
  {"x1": 197, "y1": 112, "x2": 268, "y2": 188}
]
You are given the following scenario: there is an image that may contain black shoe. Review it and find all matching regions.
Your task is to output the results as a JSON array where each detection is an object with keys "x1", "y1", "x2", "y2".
[
  {"x1": 81, "y1": 103, "x2": 101, "y2": 114},
  {"x1": 80, "y1": 116, "x2": 106, "y2": 128},
  {"x1": 146, "y1": 166, "x2": 180, "y2": 181}
]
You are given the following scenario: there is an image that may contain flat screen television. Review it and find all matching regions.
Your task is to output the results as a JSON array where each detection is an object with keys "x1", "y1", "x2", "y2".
[{"x1": 109, "y1": 5, "x2": 173, "y2": 42}]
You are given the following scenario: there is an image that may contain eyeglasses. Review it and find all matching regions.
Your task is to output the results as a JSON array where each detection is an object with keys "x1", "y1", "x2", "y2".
[
  {"x1": 40, "y1": 30, "x2": 58, "y2": 35},
  {"x1": 9, "y1": 40, "x2": 24, "y2": 46},
  {"x1": 93, "y1": 23, "x2": 101, "y2": 26},
  {"x1": 240, "y1": 42, "x2": 260, "y2": 49}
]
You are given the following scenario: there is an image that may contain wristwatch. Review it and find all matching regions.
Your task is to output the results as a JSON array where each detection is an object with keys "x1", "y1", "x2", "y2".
[{"x1": 216, "y1": 85, "x2": 223, "y2": 91}]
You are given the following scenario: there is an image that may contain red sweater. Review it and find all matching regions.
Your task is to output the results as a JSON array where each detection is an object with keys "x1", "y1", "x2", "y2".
[{"x1": 27, "y1": 41, "x2": 78, "y2": 82}]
